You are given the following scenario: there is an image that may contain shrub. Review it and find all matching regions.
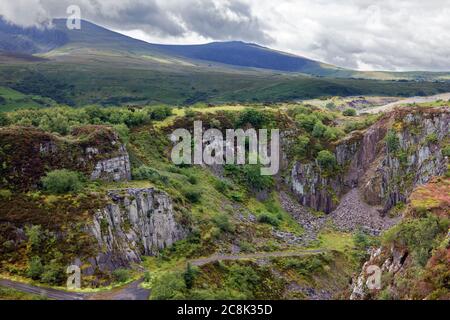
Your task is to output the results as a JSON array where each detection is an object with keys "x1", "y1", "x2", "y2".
[
  {"x1": 41, "y1": 169, "x2": 83, "y2": 194},
  {"x1": 184, "y1": 263, "x2": 197, "y2": 290},
  {"x1": 291, "y1": 136, "x2": 310, "y2": 158},
  {"x1": 312, "y1": 121, "x2": 327, "y2": 138},
  {"x1": 187, "y1": 175, "x2": 198, "y2": 185},
  {"x1": 325, "y1": 102, "x2": 336, "y2": 110},
  {"x1": 425, "y1": 133, "x2": 438, "y2": 144},
  {"x1": 385, "y1": 130, "x2": 400, "y2": 153},
  {"x1": 237, "y1": 109, "x2": 273, "y2": 129},
  {"x1": 132, "y1": 165, "x2": 159, "y2": 180},
  {"x1": 226, "y1": 265, "x2": 260, "y2": 297},
  {"x1": 316, "y1": 150, "x2": 337, "y2": 171},
  {"x1": 0, "y1": 189, "x2": 12, "y2": 200},
  {"x1": 213, "y1": 213, "x2": 235, "y2": 233},
  {"x1": 214, "y1": 180, "x2": 230, "y2": 193},
  {"x1": 112, "y1": 269, "x2": 131, "y2": 283},
  {"x1": 383, "y1": 215, "x2": 449, "y2": 267},
  {"x1": 41, "y1": 260, "x2": 65, "y2": 285},
  {"x1": 0, "y1": 96, "x2": 6, "y2": 105},
  {"x1": 183, "y1": 188, "x2": 202, "y2": 203},
  {"x1": 342, "y1": 108, "x2": 357, "y2": 117},
  {"x1": 151, "y1": 272, "x2": 186, "y2": 300},
  {"x1": 443, "y1": 145, "x2": 450, "y2": 157},
  {"x1": 258, "y1": 213, "x2": 280, "y2": 227},
  {"x1": 113, "y1": 124, "x2": 130, "y2": 144},
  {"x1": 242, "y1": 164, "x2": 274, "y2": 191},
  {"x1": 27, "y1": 256, "x2": 44, "y2": 280},
  {"x1": 149, "y1": 106, "x2": 173, "y2": 121},
  {"x1": 0, "y1": 112, "x2": 9, "y2": 126}
]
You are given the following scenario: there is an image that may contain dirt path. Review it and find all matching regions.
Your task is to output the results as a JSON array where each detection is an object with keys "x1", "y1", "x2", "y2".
[
  {"x1": 0, "y1": 278, "x2": 150, "y2": 301},
  {"x1": 189, "y1": 249, "x2": 325, "y2": 267},
  {"x1": 360, "y1": 92, "x2": 450, "y2": 114}
]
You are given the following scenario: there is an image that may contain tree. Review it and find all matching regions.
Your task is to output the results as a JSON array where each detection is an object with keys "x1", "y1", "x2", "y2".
[
  {"x1": 343, "y1": 108, "x2": 357, "y2": 117},
  {"x1": 27, "y1": 256, "x2": 44, "y2": 280},
  {"x1": 41, "y1": 169, "x2": 83, "y2": 194},
  {"x1": 0, "y1": 112, "x2": 9, "y2": 126},
  {"x1": 316, "y1": 150, "x2": 337, "y2": 171},
  {"x1": 184, "y1": 263, "x2": 196, "y2": 289}
]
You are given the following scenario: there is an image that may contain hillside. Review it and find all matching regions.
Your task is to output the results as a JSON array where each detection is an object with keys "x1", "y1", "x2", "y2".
[{"x1": 0, "y1": 102, "x2": 448, "y2": 300}]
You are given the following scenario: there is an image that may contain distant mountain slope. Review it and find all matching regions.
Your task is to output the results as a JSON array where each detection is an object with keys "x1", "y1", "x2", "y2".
[
  {"x1": 152, "y1": 41, "x2": 331, "y2": 73},
  {"x1": 0, "y1": 18, "x2": 68, "y2": 54},
  {"x1": 0, "y1": 18, "x2": 337, "y2": 75}
]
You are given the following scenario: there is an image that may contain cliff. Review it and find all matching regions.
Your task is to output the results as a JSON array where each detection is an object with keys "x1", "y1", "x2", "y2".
[
  {"x1": 0, "y1": 125, "x2": 131, "y2": 190},
  {"x1": 86, "y1": 188, "x2": 188, "y2": 272},
  {"x1": 289, "y1": 107, "x2": 449, "y2": 214}
]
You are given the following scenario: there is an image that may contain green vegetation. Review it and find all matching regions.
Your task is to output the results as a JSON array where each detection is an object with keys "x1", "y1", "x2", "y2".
[
  {"x1": 317, "y1": 150, "x2": 337, "y2": 172},
  {"x1": 342, "y1": 108, "x2": 357, "y2": 116},
  {"x1": 112, "y1": 269, "x2": 132, "y2": 283},
  {"x1": 385, "y1": 130, "x2": 400, "y2": 153},
  {"x1": 383, "y1": 214, "x2": 449, "y2": 267},
  {"x1": 41, "y1": 170, "x2": 83, "y2": 194}
]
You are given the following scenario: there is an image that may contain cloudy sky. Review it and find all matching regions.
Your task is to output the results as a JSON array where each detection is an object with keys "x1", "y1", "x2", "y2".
[{"x1": 1, "y1": 0, "x2": 449, "y2": 71}]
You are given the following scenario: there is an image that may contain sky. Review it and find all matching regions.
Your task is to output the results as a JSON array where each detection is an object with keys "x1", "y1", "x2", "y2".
[{"x1": 1, "y1": 0, "x2": 449, "y2": 71}]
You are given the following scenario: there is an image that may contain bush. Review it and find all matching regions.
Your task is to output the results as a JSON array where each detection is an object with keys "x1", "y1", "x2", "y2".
[
  {"x1": 151, "y1": 272, "x2": 186, "y2": 300},
  {"x1": 183, "y1": 188, "x2": 202, "y2": 203},
  {"x1": 343, "y1": 108, "x2": 357, "y2": 117},
  {"x1": 226, "y1": 265, "x2": 260, "y2": 297},
  {"x1": 184, "y1": 263, "x2": 197, "y2": 290},
  {"x1": 425, "y1": 133, "x2": 438, "y2": 144},
  {"x1": 443, "y1": 145, "x2": 450, "y2": 157},
  {"x1": 213, "y1": 213, "x2": 235, "y2": 233},
  {"x1": 312, "y1": 121, "x2": 327, "y2": 138},
  {"x1": 41, "y1": 169, "x2": 83, "y2": 194},
  {"x1": 0, "y1": 96, "x2": 6, "y2": 105},
  {"x1": 0, "y1": 189, "x2": 12, "y2": 200},
  {"x1": 0, "y1": 112, "x2": 9, "y2": 126},
  {"x1": 27, "y1": 256, "x2": 44, "y2": 280},
  {"x1": 41, "y1": 260, "x2": 65, "y2": 285},
  {"x1": 383, "y1": 215, "x2": 449, "y2": 267},
  {"x1": 236, "y1": 109, "x2": 273, "y2": 129},
  {"x1": 149, "y1": 106, "x2": 173, "y2": 121},
  {"x1": 257, "y1": 213, "x2": 280, "y2": 227},
  {"x1": 214, "y1": 180, "x2": 230, "y2": 193},
  {"x1": 112, "y1": 269, "x2": 131, "y2": 283},
  {"x1": 132, "y1": 165, "x2": 159, "y2": 180},
  {"x1": 385, "y1": 130, "x2": 400, "y2": 153},
  {"x1": 242, "y1": 164, "x2": 274, "y2": 191},
  {"x1": 325, "y1": 102, "x2": 336, "y2": 110},
  {"x1": 316, "y1": 150, "x2": 337, "y2": 171}
]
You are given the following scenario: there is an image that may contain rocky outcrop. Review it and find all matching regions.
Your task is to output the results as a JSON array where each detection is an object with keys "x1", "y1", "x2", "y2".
[
  {"x1": 87, "y1": 188, "x2": 187, "y2": 271},
  {"x1": 289, "y1": 107, "x2": 449, "y2": 213},
  {"x1": 90, "y1": 144, "x2": 131, "y2": 182},
  {"x1": 0, "y1": 125, "x2": 131, "y2": 190}
]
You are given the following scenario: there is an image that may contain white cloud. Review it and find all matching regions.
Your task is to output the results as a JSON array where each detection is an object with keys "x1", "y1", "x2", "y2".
[{"x1": 0, "y1": 0, "x2": 449, "y2": 71}]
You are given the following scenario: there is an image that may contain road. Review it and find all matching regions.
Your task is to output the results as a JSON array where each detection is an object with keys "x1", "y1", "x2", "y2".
[
  {"x1": 0, "y1": 278, "x2": 150, "y2": 301},
  {"x1": 1, "y1": 250, "x2": 325, "y2": 300},
  {"x1": 360, "y1": 92, "x2": 450, "y2": 114},
  {"x1": 189, "y1": 249, "x2": 325, "y2": 267}
]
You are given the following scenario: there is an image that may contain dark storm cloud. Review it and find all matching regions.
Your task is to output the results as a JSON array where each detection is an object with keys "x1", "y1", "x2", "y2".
[{"x1": 0, "y1": 0, "x2": 270, "y2": 42}]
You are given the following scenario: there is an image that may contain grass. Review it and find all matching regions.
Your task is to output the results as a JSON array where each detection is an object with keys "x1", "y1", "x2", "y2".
[
  {"x1": 0, "y1": 86, "x2": 56, "y2": 112},
  {"x1": 0, "y1": 286, "x2": 47, "y2": 300}
]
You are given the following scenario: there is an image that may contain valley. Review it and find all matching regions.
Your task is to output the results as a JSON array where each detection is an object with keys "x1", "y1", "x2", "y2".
[{"x1": 0, "y1": 100, "x2": 448, "y2": 300}]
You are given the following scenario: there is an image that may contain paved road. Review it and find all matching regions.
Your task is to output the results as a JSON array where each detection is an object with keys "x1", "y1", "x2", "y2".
[
  {"x1": 0, "y1": 278, "x2": 150, "y2": 301},
  {"x1": 189, "y1": 249, "x2": 325, "y2": 267},
  {"x1": 360, "y1": 92, "x2": 450, "y2": 114}
]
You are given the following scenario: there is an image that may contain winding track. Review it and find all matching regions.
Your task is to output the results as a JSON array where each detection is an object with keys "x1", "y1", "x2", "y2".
[{"x1": 0, "y1": 249, "x2": 325, "y2": 300}]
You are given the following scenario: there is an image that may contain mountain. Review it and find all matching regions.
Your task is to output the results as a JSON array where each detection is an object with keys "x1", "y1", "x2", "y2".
[
  {"x1": 152, "y1": 41, "x2": 332, "y2": 73},
  {"x1": 0, "y1": 18, "x2": 336, "y2": 75}
]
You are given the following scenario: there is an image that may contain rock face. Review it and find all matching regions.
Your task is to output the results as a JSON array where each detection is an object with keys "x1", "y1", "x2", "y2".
[
  {"x1": 0, "y1": 126, "x2": 131, "y2": 190},
  {"x1": 88, "y1": 188, "x2": 187, "y2": 271},
  {"x1": 90, "y1": 145, "x2": 131, "y2": 182},
  {"x1": 289, "y1": 107, "x2": 449, "y2": 213}
]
